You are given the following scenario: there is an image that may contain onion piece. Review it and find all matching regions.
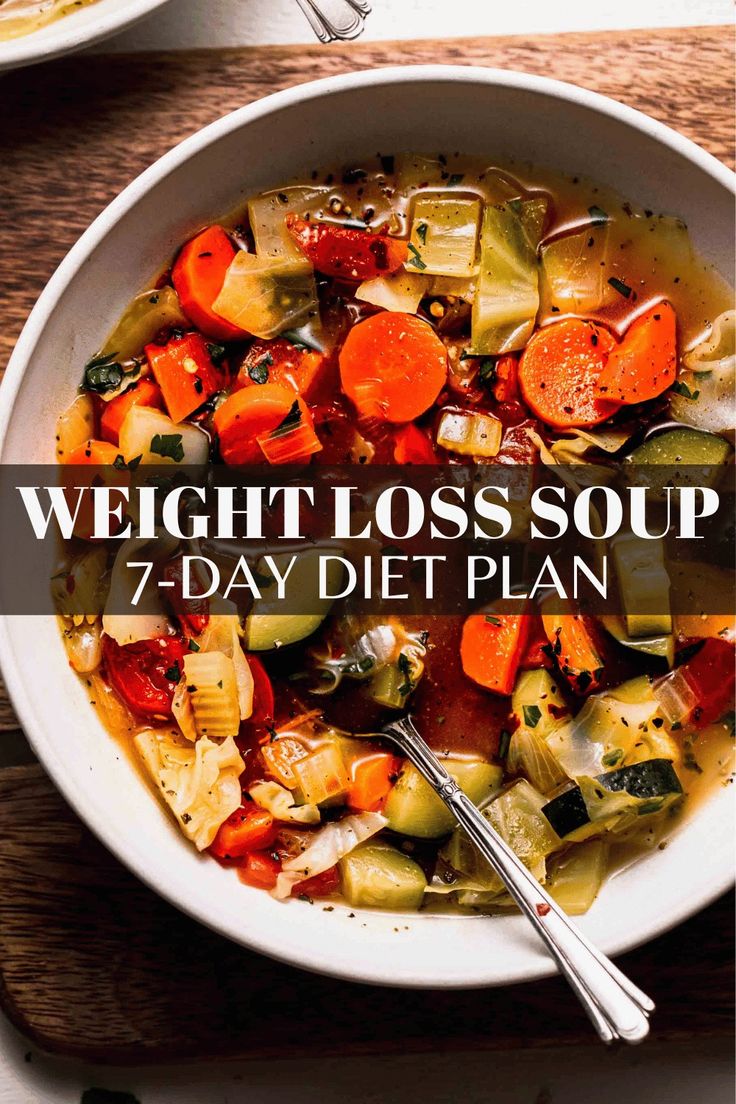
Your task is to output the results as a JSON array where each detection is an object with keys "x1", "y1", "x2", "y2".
[
  {"x1": 356, "y1": 270, "x2": 430, "y2": 314},
  {"x1": 273, "y1": 811, "x2": 387, "y2": 899},
  {"x1": 671, "y1": 310, "x2": 735, "y2": 437},
  {"x1": 119, "y1": 405, "x2": 209, "y2": 464},
  {"x1": 102, "y1": 535, "x2": 176, "y2": 645},
  {"x1": 55, "y1": 395, "x2": 96, "y2": 462},
  {"x1": 213, "y1": 252, "x2": 318, "y2": 340},
  {"x1": 249, "y1": 781, "x2": 321, "y2": 827},
  {"x1": 652, "y1": 668, "x2": 699, "y2": 726}
]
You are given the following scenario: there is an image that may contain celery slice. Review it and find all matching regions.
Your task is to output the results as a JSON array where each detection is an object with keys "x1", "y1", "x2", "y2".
[
  {"x1": 470, "y1": 200, "x2": 542, "y2": 354},
  {"x1": 409, "y1": 195, "x2": 481, "y2": 278},
  {"x1": 436, "y1": 409, "x2": 502, "y2": 458},
  {"x1": 291, "y1": 743, "x2": 350, "y2": 806}
]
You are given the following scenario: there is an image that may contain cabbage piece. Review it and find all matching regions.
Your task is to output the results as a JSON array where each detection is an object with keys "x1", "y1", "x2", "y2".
[
  {"x1": 356, "y1": 271, "x2": 430, "y2": 313},
  {"x1": 409, "y1": 195, "x2": 481, "y2": 278},
  {"x1": 213, "y1": 253, "x2": 319, "y2": 340},
  {"x1": 248, "y1": 186, "x2": 330, "y2": 268},
  {"x1": 55, "y1": 394, "x2": 95, "y2": 461},
  {"x1": 507, "y1": 726, "x2": 567, "y2": 795},
  {"x1": 540, "y1": 225, "x2": 612, "y2": 315},
  {"x1": 60, "y1": 618, "x2": 102, "y2": 674},
  {"x1": 196, "y1": 615, "x2": 254, "y2": 721},
  {"x1": 436, "y1": 409, "x2": 502, "y2": 457},
  {"x1": 430, "y1": 275, "x2": 476, "y2": 302},
  {"x1": 52, "y1": 547, "x2": 108, "y2": 619},
  {"x1": 135, "y1": 729, "x2": 244, "y2": 850},
  {"x1": 100, "y1": 287, "x2": 189, "y2": 366},
  {"x1": 119, "y1": 405, "x2": 209, "y2": 463},
  {"x1": 102, "y1": 535, "x2": 175, "y2": 645},
  {"x1": 470, "y1": 201, "x2": 542, "y2": 355},
  {"x1": 671, "y1": 310, "x2": 736, "y2": 436},
  {"x1": 273, "y1": 810, "x2": 386, "y2": 899},
  {"x1": 547, "y1": 685, "x2": 661, "y2": 778},
  {"x1": 249, "y1": 780, "x2": 321, "y2": 826}
]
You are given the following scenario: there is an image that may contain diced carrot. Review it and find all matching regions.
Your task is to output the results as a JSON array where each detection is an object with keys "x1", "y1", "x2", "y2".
[
  {"x1": 145, "y1": 332, "x2": 225, "y2": 424},
  {"x1": 210, "y1": 808, "x2": 277, "y2": 861},
  {"x1": 460, "y1": 609, "x2": 531, "y2": 696},
  {"x1": 100, "y1": 379, "x2": 164, "y2": 445},
  {"x1": 291, "y1": 865, "x2": 340, "y2": 899},
  {"x1": 286, "y1": 215, "x2": 408, "y2": 280},
  {"x1": 597, "y1": 301, "x2": 677, "y2": 404},
  {"x1": 493, "y1": 353, "x2": 521, "y2": 403},
  {"x1": 62, "y1": 440, "x2": 127, "y2": 540},
  {"x1": 347, "y1": 753, "x2": 401, "y2": 811},
  {"x1": 393, "y1": 423, "x2": 438, "y2": 464},
  {"x1": 518, "y1": 319, "x2": 619, "y2": 429},
  {"x1": 64, "y1": 439, "x2": 120, "y2": 465},
  {"x1": 213, "y1": 383, "x2": 316, "y2": 465},
  {"x1": 235, "y1": 337, "x2": 327, "y2": 401},
  {"x1": 171, "y1": 225, "x2": 247, "y2": 341},
  {"x1": 340, "y1": 312, "x2": 448, "y2": 424},
  {"x1": 238, "y1": 850, "x2": 282, "y2": 890},
  {"x1": 541, "y1": 600, "x2": 604, "y2": 695}
]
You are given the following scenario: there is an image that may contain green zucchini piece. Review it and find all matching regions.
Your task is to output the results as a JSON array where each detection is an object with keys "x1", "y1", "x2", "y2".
[
  {"x1": 612, "y1": 533, "x2": 672, "y2": 639},
  {"x1": 596, "y1": 758, "x2": 682, "y2": 801},
  {"x1": 542, "y1": 785, "x2": 591, "y2": 839},
  {"x1": 339, "y1": 841, "x2": 427, "y2": 910},
  {"x1": 384, "y1": 758, "x2": 502, "y2": 839},
  {"x1": 627, "y1": 427, "x2": 732, "y2": 470},
  {"x1": 546, "y1": 839, "x2": 608, "y2": 915},
  {"x1": 245, "y1": 551, "x2": 344, "y2": 651}
]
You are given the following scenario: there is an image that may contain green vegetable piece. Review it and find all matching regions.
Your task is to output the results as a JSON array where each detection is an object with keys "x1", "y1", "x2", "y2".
[
  {"x1": 546, "y1": 838, "x2": 608, "y2": 915},
  {"x1": 627, "y1": 428, "x2": 731, "y2": 473},
  {"x1": 542, "y1": 785, "x2": 590, "y2": 839},
  {"x1": 150, "y1": 433, "x2": 185, "y2": 463},
  {"x1": 596, "y1": 758, "x2": 683, "y2": 800},
  {"x1": 470, "y1": 200, "x2": 542, "y2": 355},
  {"x1": 385, "y1": 758, "x2": 502, "y2": 838},
  {"x1": 340, "y1": 841, "x2": 427, "y2": 910}
]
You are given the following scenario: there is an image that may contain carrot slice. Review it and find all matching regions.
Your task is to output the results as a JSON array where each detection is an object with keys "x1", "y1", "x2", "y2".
[
  {"x1": 339, "y1": 313, "x2": 448, "y2": 424},
  {"x1": 100, "y1": 379, "x2": 164, "y2": 445},
  {"x1": 393, "y1": 423, "x2": 438, "y2": 464},
  {"x1": 63, "y1": 440, "x2": 127, "y2": 540},
  {"x1": 286, "y1": 215, "x2": 408, "y2": 280},
  {"x1": 597, "y1": 301, "x2": 677, "y2": 404},
  {"x1": 171, "y1": 225, "x2": 246, "y2": 342},
  {"x1": 460, "y1": 609, "x2": 531, "y2": 696},
  {"x1": 518, "y1": 319, "x2": 618, "y2": 429},
  {"x1": 213, "y1": 383, "x2": 316, "y2": 465},
  {"x1": 347, "y1": 753, "x2": 401, "y2": 811},
  {"x1": 541, "y1": 600, "x2": 604, "y2": 695}
]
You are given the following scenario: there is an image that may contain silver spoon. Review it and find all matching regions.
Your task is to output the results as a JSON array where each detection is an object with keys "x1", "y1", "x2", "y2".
[
  {"x1": 294, "y1": 0, "x2": 369, "y2": 42},
  {"x1": 381, "y1": 715, "x2": 654, "y2": 1044}
]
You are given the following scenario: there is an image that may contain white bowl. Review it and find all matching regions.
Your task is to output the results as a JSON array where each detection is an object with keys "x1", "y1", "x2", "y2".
[
  {"x1": 0, "y1": 68, "x2": 733, "y2": 988},
  {"x1": 0, "y1": 0, "x2": 171, "y2": 72}
]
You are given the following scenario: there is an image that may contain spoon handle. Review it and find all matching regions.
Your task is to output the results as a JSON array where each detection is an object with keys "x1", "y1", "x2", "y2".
[
  {"x1": 296, "y1": 0, "x2": 367, "y2": 41},
  {"x1": 383, "y1": 715, "x2": 654, "y2": 1045}
]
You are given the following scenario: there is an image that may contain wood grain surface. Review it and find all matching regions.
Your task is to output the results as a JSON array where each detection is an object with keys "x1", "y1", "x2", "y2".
[
  {"x1": 0, "y1": 29, "x2": 733, "y2": 1063},
  {"x1": 0, "y1": 764, "x2": 732, "y2": 1065},
  {"x1": 0, "y1": 26, "x2": 733, "y2": 375}
]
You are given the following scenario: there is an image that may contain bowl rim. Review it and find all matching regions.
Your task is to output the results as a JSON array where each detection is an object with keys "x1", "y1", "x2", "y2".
[
  {"x1": 0, "y1": 0, "x2": 172, "y2": 72},
  {"x1": 0, "y1": 65, "x2": 734, "y2": 989}
]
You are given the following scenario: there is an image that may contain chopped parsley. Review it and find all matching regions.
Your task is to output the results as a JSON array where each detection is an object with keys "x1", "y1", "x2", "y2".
[
  {"x1": 415, "y1": 221, "x2": 428, "y2": 245},
  {"x1": 113, "y1": 453, "x2": 142, "y2": 471},
  {"x1": 165, "y1": 661, "x2": 181, "y2": 682},
  {"x1": 671, "y1": 380, "x2": 699, "y2": 400},
  {"x1": 602, "y1": 748, "x2": 624, "y2": 767},
  {"x1": 188, "y1": 639, "x2": 200, "y2": 652},
  {"x1": 607, "y1": 276, "x2": 632, "y2": 299},
  {"x1": 484, "y1": 615, "x2": 502, "y2": 626},
  {"x1": 406, "y1": 242, "x2": 427, "y2": 270},
  {"x1": 588, "y1": 204, "x2": 609, "y2": 225},
  {"x1": 478, "y1": 359, "x2": 497, "y2": 385},
  {"x1": 150, "y1": 433, "x2": 185, "y2": 462},
  {"x1": 248, "y1": 353, "x2": 273, "y2": 385},
  {"x1": 522, "y1": 704, "x2": 542, "y2": 728},
  {"x1": 273, "y1": 400, "x2": 302, "y2": 435},
  {"x1": 397, "y1": 652, "x2": 414, "y2": 696},
  {"x1": 206, "y1": 342, "x2": 227, "y2": 365},
  {"x1": 83, "y1": 352, "x2": 123, "y2": 394},
  {"x1": 498, "y1": 728, "x2": 512, "y2": 759},
  {"x1": 447, "y1": 173, "x2": 465, "y2": 186}
]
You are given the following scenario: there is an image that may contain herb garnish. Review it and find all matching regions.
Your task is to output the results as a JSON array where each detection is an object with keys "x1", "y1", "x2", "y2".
[
  {"x1": 272, "y1": 400, "x2": 302, "y2": 436},
  {"x1": 83, "y1": 352, "x2": 123, "y2": 394},
  {"x1": 206, "y1": 342, "x2": 227, "y2": 365},
  {"x1": 522, "y1": 704, "x2": 542, "y2": 728},
  {"x1": 248, "y1": 353, "x2": 273, "y2": 385},
  {"x1": 484, "y1": 615, "x2": 502, "y2": 626},
  {"x1": 165, "y1": 661, "x2": 181, "y2": 683},
  {"x1": 671, "y1": 380, "x2": 699, "y2": 400},
  {"x1": 588, "y1": 204, "x2": 609, "y2": 225},
  {"x1": 113, "y1": 454, "x2": 142, "y2": 472},
  {"x1": 150, "y1": 433, "x2": 185, "y2": 462},
  {"x1": 607, "y1": 276, "x2": 632, "y2": 299},
  {"x1": 406, "y1": 242, "x2": 427, "y2": 270},
  {"x1": 416, "y1": 222, "x2": 428, "y2": 245},
  {"x1": 602, "y1": 748, "x2": 624, "y2": 767},
  {"x1": 498, "y1": 729, "x2": 511, "y2": 759},
  {"x1": 448, "y1": 173, "x2": 465, "y2": 186}
]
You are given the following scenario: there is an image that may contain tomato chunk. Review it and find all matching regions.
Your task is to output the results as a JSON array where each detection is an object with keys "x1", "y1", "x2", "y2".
[
  {"x1": 235, "y1": 337, "x2": 327, "y2": 401},
  {"x1": 210, "y1": 807, "x2": 277, "y2": 860},
  {"x1": 102, "y1": 634, "x2": 187, "y2": 719},
  {"x1": 286, "y1": 214, "x2": 408, "y2": 280},
  {"x1": 238, "y1": 850, "x2": 282, "y2": 890},
  {"x1": 291, "y1": 865, "x2": 340, "y2": 899}
]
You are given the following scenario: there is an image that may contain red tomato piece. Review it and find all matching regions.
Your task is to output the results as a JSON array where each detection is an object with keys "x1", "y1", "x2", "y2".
[
  {"x1": 286, "y1": 214, "x2": 408, "y2": 280},
  {"x1": 162, "y1": 555, "x2": 210, "y2": 636},
  {"x1": 291, "y1": 865, "x2": 340, "y2": 899},
  {"x1": 393, "y1": 423, "x2": 438, "y2": 465},
  {"x1": 102, "y1": 634, "x2": 187, "y2": 719},
  {"x1": 210, "y1": 807, "x2": 277, "y2": 860},
  {"x1": 247, "y1": 655, "x2": 275, "y2": 733},
  {"x1": 238, "y1": 850, "x2": 282, "y2": 890},
  {"x1": 235, "y1": 337, "x2": 328, "y2": 401},
  {"x1": 680, "y1": 638, "x2": 736, "y2": 728}
]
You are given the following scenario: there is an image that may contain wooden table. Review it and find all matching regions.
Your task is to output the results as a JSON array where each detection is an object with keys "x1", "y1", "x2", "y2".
[{"x1": 0, "y1": 27, "x2": 733, "y2": 1063}]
